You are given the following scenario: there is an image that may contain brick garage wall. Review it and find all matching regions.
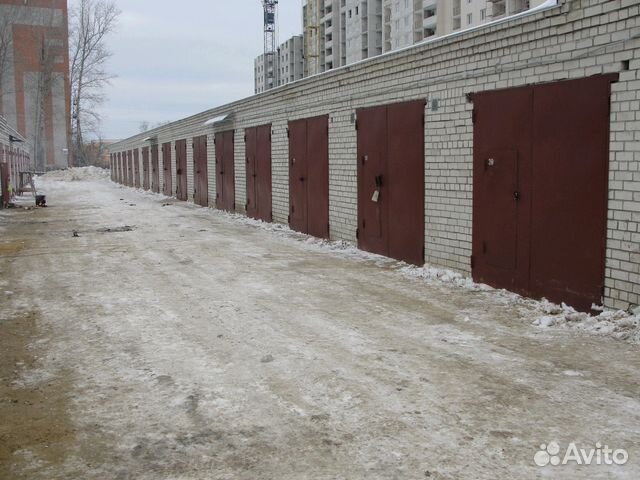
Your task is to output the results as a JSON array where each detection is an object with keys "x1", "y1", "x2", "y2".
[{"x1": 109, "y1": 0, "x2": 640, "y2": 310}]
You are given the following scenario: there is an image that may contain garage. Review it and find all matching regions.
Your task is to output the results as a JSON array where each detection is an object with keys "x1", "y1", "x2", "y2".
[
  {"x1": 245, "y1": 124, "x2": 272, "y2": 222},
  {"x1": 472, "y1": 74, "x2": 616, "y2": 311},
  {"x1": 151, "y1": 144, "x2": 160, "y2": 193},
  {"x1": 175, "y1": 139, "x2": 187, "y2": 201},
  {"x1": 356, "y1": 100, "x2": 425, "y2": 266},
  {"x1": 193, "y1": 135, "x2": 208, "y2": 207},
  {"x1": 162, "y1": 142, "x2": 172, "y2": 197},
  {"x1": 215, "y1": 130, "x2": 235, "y2": 212},
  {"x1": 288, "y1": 115, "x2": 329, "y2": 239}
]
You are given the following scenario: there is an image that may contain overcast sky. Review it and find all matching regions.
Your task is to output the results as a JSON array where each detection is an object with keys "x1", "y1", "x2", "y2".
[{"x1": 93, "y1": 1, "x2": 303, "y2": 140}]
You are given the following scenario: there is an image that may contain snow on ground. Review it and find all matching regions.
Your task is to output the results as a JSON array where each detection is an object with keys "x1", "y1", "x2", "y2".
[
  {"x1": 212, "y1": 205, "x2": 640, "y2": 345},
  {"x1": 37, "y1": 166, "x2": 110, "y2": 183},
  {"x1": 1, "y1": 176, "x2": 639, "y2": 480}
]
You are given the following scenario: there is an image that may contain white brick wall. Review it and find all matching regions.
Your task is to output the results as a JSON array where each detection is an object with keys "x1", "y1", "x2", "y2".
[{"x1": 109, "y1": 0, "x2": 640, "y2": 310}]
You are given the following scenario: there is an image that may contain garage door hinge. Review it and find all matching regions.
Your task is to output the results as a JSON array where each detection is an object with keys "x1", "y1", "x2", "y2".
[
  {"x1": 470, "y1": 255, "x2": 475, "y2": 269},
  {"x1": 472, "y1": 109, "x2": 477, "y2": 124},
  {"x1": 356, "y1": 227, "x2": 359, "y2": 239},
  {"x1": 244, "y1": 135, "x2": 247, "y2": 142},
  {"x1": 422, "y1": 113, "x2": 425, "y2": 126},
  {"x1": 286, "y1": 128, "x2": 290, "y2": 138},
  {"x1": 288, "y1": 214, "x2": 291, "y2": 223},
  {"x1": 355, "y1": 120, "x2": 358, "y2": 131}
]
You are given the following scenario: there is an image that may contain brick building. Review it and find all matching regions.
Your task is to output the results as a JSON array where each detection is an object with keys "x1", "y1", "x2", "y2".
[
  {"x1": 110, "y1": 0, "x2": 640, "y2": 312},
  {"x1": 0, "y1": 0, "x2": 71, "y2": 170}
]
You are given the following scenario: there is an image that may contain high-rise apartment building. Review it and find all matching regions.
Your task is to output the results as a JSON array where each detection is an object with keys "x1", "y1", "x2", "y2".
[
  {"x1": 278, "y1": 35, "x2": 304, "y2": 87},
  {"x1": 254, "y1": 35, "x2": 305, "y2": 94},
  {"x1": 260, "y1": 0, "x2": 547, "y2": 88},
  {"x1": 0, "y1": 0, "x2": 71, "y2": 169}
]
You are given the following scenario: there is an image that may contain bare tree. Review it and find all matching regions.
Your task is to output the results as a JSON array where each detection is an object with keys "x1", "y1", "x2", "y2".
[
  {"x1": 139, "y1": 120, "x2": 170, "y2": 133},
  {"x1": 70, "y1": 0, "x2": 120, "y2": 166}
]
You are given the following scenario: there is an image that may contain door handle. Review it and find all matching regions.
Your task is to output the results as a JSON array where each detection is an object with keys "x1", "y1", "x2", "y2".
[{"x1": 513, "y1": 191, "x2": 520, "y2": 201}]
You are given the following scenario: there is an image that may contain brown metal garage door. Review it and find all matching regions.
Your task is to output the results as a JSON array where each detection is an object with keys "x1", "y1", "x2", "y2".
[
  {"x1": 245, "y1": 124, "x2": 272, "y2": 222},
  {"x1": 193, "y1": 135, "x2": 208, "y2": 207},
  {"x1": 117, "y1": 153, "x2": 122, "y2": 184},
  {"x1": 215, "y1": 130, "x2": 235, "y2": 212},
  {"x1": 357, "y1": 100, "x2": 425, "y2": 266},
  {"x1": 288, "y1": 115, "x2": 329, "y2": 238},
  {"x1": 127, "y1": 150, "x2": 133, "y2": 187},
  {"x1": 132, "y1": 149, "x2": 139, "y2": 188},
  {"x1": 151, "y1": 144, "x2": 160, "y2": 193},
  {"x1": 142, "y1": 147, "x2": 150, "y2": 190},
  {"x1": 472, "y1": 74, "x2": 616, "y2": 311},
  {"x1": 162, "y1": 142, "x2": 172, "y2": 197},
  {"x1": 121, "y1": 152, "x2": 126, "y2": 185},
  {"x1": 175, "y1": 139, "x2": 187, "y2": 201}
]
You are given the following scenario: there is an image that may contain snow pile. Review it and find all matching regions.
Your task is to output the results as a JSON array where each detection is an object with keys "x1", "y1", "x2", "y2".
[
  {"x1": 400, "y1": 264, "x2": 493, "y2": 292},
  {"x1": 38, "y1": 166, "x2": 110, "y2": 182},
  {"x1": 532, "y1": 301, "x2": 640, "y2": 344}
]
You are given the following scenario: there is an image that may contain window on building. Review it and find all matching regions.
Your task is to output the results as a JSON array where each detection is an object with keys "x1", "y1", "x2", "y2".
[
  {"x1": 481, "y1": 8, "x2": 486, "y2": 20},
  {"x1": 467, "y1": 13, "x2": 472, "y2": 25}
]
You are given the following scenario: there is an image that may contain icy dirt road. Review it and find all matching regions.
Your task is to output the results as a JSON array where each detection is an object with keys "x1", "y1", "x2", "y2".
[{"x1": 1, "y1": 175, "x2": 639, "y2": 480}]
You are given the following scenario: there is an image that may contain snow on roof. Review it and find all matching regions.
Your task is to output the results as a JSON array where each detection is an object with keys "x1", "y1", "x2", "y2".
[{"x1": 203, "y1": 114, "x2": 230, "y2": 126}]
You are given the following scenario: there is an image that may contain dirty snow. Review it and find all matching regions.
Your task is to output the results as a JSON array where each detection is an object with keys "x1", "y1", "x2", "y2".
[{"x1": 1, "y1": 176, "x2": 639, "y2": 480}]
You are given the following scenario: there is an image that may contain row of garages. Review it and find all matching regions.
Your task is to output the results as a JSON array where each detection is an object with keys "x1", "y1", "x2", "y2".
[{"x1": 111, "y1": 74, "x2": 617, "y2": 312}]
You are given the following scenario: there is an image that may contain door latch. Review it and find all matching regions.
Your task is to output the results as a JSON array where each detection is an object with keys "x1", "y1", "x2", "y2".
[
  {"x1": 375, "y1": 175, "x2": 383, "y2": 187},
  {"x1": 513, "y1": 191, "x2": 520, "y2": 201}
]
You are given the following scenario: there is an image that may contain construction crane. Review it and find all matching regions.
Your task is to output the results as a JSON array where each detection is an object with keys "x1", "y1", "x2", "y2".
[{"x1": 262, "y1": 0, "x2": 279, "y2": 89}]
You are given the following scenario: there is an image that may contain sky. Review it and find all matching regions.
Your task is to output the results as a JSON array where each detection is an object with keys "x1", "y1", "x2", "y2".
[{"x1": 90, "y1": 0, "x2": 303, "y2": 140}]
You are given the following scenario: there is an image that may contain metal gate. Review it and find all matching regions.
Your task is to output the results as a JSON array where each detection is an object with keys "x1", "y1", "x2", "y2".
[
  {"x1": 175, "y1": 139, "x2": 187, "y2": 201},
  {"x1": 193, "y1": 135, "x2": 208, "y2": 207},
  {"x1": 357, "y1": 100, "x2": 425, "y2": 265},
  {"x1": 151, "y1": 144, "x2": 160, "y2": 193},
  {"x1": 472, "y1": 75, "x2": 616, "y2": 310},
  {"x1": 162, "y1": 142, "x2": 172, "y2": 197},
  {"x1": 215, "y1": 130, "x2": 235, "y2": 212},
  {"x1": 245, "y1": 124, "x2": 272, "y2": 222},
  {"x1": 142, "y1": 147, "x2": 150, "y2": 190},
  {"x1": 288, "y1": 115, "x2": 329, "y2": 238}
]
